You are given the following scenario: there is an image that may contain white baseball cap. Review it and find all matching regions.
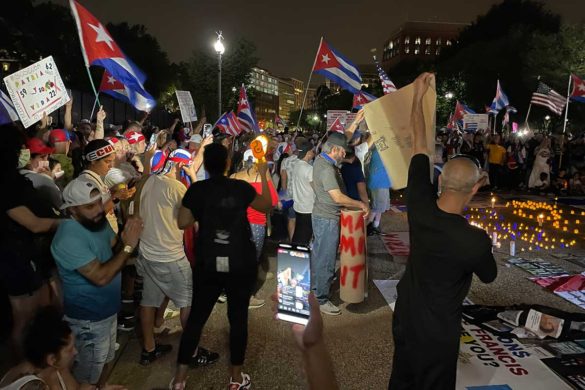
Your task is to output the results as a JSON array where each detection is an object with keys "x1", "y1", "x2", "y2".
[
  {"x1": 189, "y1": 134, "x2": 203, "y2": 144},
  {"x1": 61, "y1": 179, "x2": 103, "y2": 209}
]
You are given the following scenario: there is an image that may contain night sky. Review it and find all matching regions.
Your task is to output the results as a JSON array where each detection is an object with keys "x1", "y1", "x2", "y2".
[{"x1": 55, "y1": 0, "x2": 583, "y2": 80}]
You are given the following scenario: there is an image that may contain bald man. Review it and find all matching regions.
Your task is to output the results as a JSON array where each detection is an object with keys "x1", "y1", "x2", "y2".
[{"x1": 389, "y1": 74, "x2": 497, "y2": 390}]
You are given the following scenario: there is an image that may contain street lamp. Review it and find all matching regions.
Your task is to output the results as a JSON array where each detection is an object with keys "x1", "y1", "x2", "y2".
[
  {"x1": 445, "y1": 92, "x2": 454, "y2": 100},
  {"x1": 214, "y1": 31, "x2": 225, "y2": 116}
]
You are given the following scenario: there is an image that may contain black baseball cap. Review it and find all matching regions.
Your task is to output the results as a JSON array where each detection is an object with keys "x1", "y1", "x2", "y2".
[{"x1": 326, "y1": 132, "x2": 350, "y2": 152}]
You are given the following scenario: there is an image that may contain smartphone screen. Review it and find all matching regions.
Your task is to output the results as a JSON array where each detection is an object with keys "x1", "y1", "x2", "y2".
[
  {"x1": 277, "y1": 244, "x2": 311, "y2": 325},
  {"x1": 203, "y1": 124, "x2": 213, "y2": 138}
]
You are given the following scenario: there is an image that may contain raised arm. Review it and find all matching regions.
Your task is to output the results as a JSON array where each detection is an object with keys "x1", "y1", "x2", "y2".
[
  {"x1": 94, "y1": 106, "x2": 106, "y2": 140},
  {"x1": 411, "y1": 73, "x2": 434, "y2": 156},
  {"x1": 64, "y1": 98, "x2": 73, "y2": 131},
  {"x1": 344, "y1": 109, "x2": 364, "y2": 141}
]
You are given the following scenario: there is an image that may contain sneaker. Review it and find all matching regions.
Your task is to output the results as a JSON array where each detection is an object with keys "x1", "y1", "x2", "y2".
[
  {"x1": 228, "y1": 373, "x2": 251, "y2": 390},
  {"x1": 117, "y1": 318, "x2": 135, "y2": 332},
  {"x1": 372, "y1": 226, "x2": 386, "y2": 236},
  {"x1": 217, "y1": 293, "x2": 227, "y2": 303},
  {"x1": 140, "y1": 343, "x2": 173, "y2": 366},
  {"x1": 319, "y1": 301, "x2": 341, "y2": 316},
  {"x1": 248, "y1": 297, "x2": 265, "y2": 309},
  {"x1": 190, "y1": 347, "x2": 220, "y2": 367},
  {"x1": 169, "y1": 377, "x2": 185, "y2": 390},
  {"x1": 122, "y1": 298, "x2": 134, "y2": 304}
]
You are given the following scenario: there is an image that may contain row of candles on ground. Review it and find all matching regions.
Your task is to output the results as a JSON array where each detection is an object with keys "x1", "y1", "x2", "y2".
[{"x1": 468, "y1": 198, "x2": 582, "y2": 254}]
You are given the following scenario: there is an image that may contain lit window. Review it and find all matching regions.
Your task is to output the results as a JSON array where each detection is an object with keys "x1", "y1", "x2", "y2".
[
  {"x1": 425, "y1": 47, "x2": 431, "y2": 55},
  {"x1": 446, "y1": 40, "x2": 452, "y2": 46},
  {"x1": 425, "y1": 37, "x2": 431, "y2": 45},
  {"x1": 414, "y1": 48, "x2": 420, "y2": 55},
  {"x1": 436, "y1": 38, "x2": 442, "y2": 45},
  {"x1": 415, "y1": 37, "x2": 421, "y2": 45},
  {"x1": 405, "y1": 47, "x2": 410, "y2": 54},
  {"x1": 389, "y1": 42, "x2": 394, "y2": 49},
  {"x1": 404, "y1": 36, "x2": 410, "y2": 44}
]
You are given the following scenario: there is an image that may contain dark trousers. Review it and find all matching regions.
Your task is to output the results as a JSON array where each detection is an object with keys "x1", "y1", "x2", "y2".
[
  {"x1": 177, "y1": 270, "x2": 255, "y2": 366},
  {"x1": 488, "y1": 163, "x2": 503, "y2": 189},
  {"x1": 389, "y1": 313, "x2": 458, "y2": 390},
  {"x1": 291, "y1": 211, "x2": 313, "y2": 246}
]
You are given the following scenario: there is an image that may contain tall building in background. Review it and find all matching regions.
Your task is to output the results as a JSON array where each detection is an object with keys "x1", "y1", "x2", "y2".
[
  {"x1": 381, "y1": 21, "x2": 466, "y2": 71},
  {"x1": 281, "y1": 78, "x2": 304, "y2": 111},
  {"x1": 277, "y1": 78, "x2": 296, "y2": 122},
  {"x1": 249, "y1": 67, "x2": 279, "y2": 126}
]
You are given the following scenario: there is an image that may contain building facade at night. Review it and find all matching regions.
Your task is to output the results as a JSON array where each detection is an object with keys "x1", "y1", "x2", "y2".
[
  {"x1": 277, "y1": 78, "x2": 296, "y2": 122},
  {"x1": 381, "y1": 21, "x2": 466, "y2": 71},
  {"x1": 249, "y1": 67, "x2": 279, "y2": 125}
]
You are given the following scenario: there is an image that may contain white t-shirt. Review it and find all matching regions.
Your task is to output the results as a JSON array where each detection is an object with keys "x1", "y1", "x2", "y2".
[
  {"x1": 78, "y1": 170, "x2": 118, "y2": 234},
  {"x1": 291, "y1": 160, "x2": 314, "y2": 214},
  {"x1": 281, "y1": 155, "x2": 299, "y2": 199},
  {"x1": 139, "y1": 175, "x2": 187, "y2": 262}
]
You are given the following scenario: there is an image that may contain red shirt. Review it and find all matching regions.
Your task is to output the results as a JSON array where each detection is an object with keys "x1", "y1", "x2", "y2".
[{"x1": 247, "y1": 180, "x2": 278, "y2": 225}]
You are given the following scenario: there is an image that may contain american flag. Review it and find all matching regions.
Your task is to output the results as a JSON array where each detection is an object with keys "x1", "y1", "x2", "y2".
[
  {"x1": 375, "y1": 63, "x2": 396, "y2": 94},
  {"x1": 531, "y1": 82, "x2": 567, "y2": 115},
  {"x1": 214, "y1": 111, "x2": 243, "y2": 136}
]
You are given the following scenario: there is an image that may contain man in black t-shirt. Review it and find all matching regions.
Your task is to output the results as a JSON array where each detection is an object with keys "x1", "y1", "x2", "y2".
[{"x1": 389, "y1": 74, "x2": 497, "y2": 390}]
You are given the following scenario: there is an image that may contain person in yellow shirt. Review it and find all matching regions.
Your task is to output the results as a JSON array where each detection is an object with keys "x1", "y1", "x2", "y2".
[{"x1": 487, "y1": 135, "x2": 507, "y2": 190}]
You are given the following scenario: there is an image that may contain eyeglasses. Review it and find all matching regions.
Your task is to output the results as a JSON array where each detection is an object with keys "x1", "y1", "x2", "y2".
[{"x1": 449, "y1": 154, "x2": 481, "y2": 169}]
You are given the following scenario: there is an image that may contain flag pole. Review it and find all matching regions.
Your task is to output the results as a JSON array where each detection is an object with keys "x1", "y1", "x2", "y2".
[
  {"x1": 85, "y1": 66, "x2": 101, "y2": 108},
  {"x1": 296, "y1": 37, "x2": 322, "y2": 131},
  {"x1": 89, "y1": 93, "x2": 100, "y2": 120},
  {"x1": 559, "y1": 74, "x2": 572, "y2": 169},
  {"x1": 523, "y1": 103, "x2": 533, "y2": 132}
]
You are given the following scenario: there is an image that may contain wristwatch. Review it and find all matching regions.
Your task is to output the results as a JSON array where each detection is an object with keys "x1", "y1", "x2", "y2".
[{"x1": 122, "y1": 245, "x2": 134, "y2": 254}]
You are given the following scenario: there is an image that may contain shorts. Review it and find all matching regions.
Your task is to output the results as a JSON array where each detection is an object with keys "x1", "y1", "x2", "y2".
[
  {"x1": 0, "y1": 248, "x2": 43, "y2": 296},
  {"x1": 136, "y1": 255, "x2": 193, "y2": 308},
  {"x1": 286, "y1": 205, "x2": 296, "y2": 219},
  {"x1": 371, "y1": 188, "x2": 390, "y2": 213},
  {"x1": 66, "y1": 314, "x2": 117, "y2": 385}
]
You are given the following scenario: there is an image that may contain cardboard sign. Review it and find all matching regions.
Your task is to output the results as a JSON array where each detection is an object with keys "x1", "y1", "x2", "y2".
[
  {"x1": 463, "y1": 114, "x2": 489, "y2": 132},
  {"x1": 363, "y1": 80, "x2": 436, "y2": 190},
  {"x1": 175, "y1": 90, "x2": 197, "y2": 123},
  {"x1": 326, "y1": 110, "x2": 356, "y2": 130},
  {"x1": 4, "y1": 56, "x2": 70, "y2": 129}
]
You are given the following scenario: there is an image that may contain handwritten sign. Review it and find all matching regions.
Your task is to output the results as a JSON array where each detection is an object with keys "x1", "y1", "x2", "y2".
[
  {"x1": 326, "y1": 110, "x2": 357, "y2": 130},
  {"x1": 339, "y1": 209, "x2": 366, "y2": 303},
  {"x1": 4, "y1": 56, "x2": 70, "y2": 129},
  {"x1": 175, "y1": 90, "x2": 197, "y2": 123},
  {"x1": 363, "y1": 80, "x2": 436, "y2": 189}
]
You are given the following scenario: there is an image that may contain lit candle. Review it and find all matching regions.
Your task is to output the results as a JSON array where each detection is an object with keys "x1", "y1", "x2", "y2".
[
  {"x1": 491, "y1": 197, "x2": 496, "y2": 208},
  {"x1": 537, "y1": 214, "x2": 544, "y2": 227}
]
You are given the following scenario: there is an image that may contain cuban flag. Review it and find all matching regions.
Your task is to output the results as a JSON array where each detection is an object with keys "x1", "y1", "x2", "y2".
[
  {"x1": 99, "y1": 70, "x2": 156, "y2": 112},
  {"x1": 570, "y1": 74, "x2": 585, "y2": 103},
  {"x1": 0, "y1": 89, "x2": 19, "y2": 125},
  {"x1": 375, "y1": 62, "x2": 397, "y2": 94},
  {"x1": 489, "y1": 80, "x2": 510, "y2": 114},
  {"x1": 449, "y1": 101, "x2": 475, "y2": 130},
  {"x1": 328, "y1": 116, "x2": 345, "y2": 133},
  {"x1": 215, "y1": 111, "x2": 243, "y2": 136},
  {"x1": 236, "y1": 84, "x2": 259, "y2": 133},
  {"x1": 70, "y1": 0, "x2": 154, "y2": 103},
  {"x1": 312, "y1": 38, "x2": 362, "y2": 94},
  {"x1": 352, "y1": 90, "x2": 377, "y2": 109}
]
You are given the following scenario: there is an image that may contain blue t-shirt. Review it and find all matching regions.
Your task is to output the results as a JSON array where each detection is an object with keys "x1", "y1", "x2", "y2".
[
  {"x1": 367, "y1": 149, "x2": 391, "y2": 189},
  {"x1": 51, "y1": 219, "x2": 119, "y2": 321},
  {"x1": 341, "y1": 159, "x2": 365, "y2": 201}
]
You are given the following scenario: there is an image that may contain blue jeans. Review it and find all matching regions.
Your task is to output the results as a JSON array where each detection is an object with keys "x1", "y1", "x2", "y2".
[
  {"x1": 311, "y1": 216, "x2": 340, "y2": 304},
  {"x1": 65, "y1": 314, "x2": 117, "y2": 385}
]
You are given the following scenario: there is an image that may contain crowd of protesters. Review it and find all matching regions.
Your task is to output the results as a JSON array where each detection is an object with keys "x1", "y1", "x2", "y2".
[{"x1": 436, "y1": 129, "x2": 585, "y2": 195}]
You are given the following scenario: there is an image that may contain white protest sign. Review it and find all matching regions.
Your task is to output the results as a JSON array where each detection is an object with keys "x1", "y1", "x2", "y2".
[
  {"x1": 456, "y1": 321, "x2": 571, "y2": 389},
  {"x1": 463, "y1": 114, "x2": 489, "y2": 132},
  {"x1": 175, "y1": 90, "x2": 197, "y2": 123},
  {"x1": 326, "y1": 110, "x2": 356, "y2": 130},
  {"x1": 3, "y1": 56, "x2": 70, "y2": 129}
]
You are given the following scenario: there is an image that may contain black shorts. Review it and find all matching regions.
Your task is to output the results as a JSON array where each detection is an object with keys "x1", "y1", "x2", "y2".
[{"x1": 0, "y1": 248, "x2": 44, "y2": 296}]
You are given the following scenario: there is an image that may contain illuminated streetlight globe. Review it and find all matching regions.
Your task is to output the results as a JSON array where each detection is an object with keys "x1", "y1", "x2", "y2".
[
  {"x1": 445, "y1": 92, "x2": 454, "y2": 100},
  {"x1": 214, "y1": 34, "x2": 225, "y2": 54},
  {"x1": 545, "y1": 115, "x2": 551, "y2": 121}
]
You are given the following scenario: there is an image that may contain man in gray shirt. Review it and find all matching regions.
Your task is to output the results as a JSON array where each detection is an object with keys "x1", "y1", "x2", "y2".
[{"x1": 312, "y1": 131, "x2": 369, "y2": 315}]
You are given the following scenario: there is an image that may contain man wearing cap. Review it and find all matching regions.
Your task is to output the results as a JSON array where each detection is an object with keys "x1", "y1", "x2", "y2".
[
  {"x1": 125, "y1": 130, "x2": 147, "y2": 174},
  {"x1": 51, "y1": 179, "x2": 143, "y2": 387},
  {"x1": 21, "y1": 138, "x2": 63, "y2": 210},
  {"x1": 290, "y1": 138, "x2": 316, "y2": 246},
  {"x1": 311, "y1": 116, "x2": 369, "y2": 316},
  {"x1": 48, "y1": 129, "x2": 74, "y2": 186},
  {"x1": 137, "y1": 147, "x2": 218, "y2": 366},
  {"x1": 78, "y1": 139, "x2": 135, "y2": 234},
  {"x1": 104, "y1": 137, "x2": 141, "y2": 190}
]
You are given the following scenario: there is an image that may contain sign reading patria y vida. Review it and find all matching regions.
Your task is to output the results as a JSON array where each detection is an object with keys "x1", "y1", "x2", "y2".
[
  {"x1": 3, "y1": 56, "x2": 70, "y2": 129},
  {"x1": 175, "y1": 90, "x2": 198, "y2": 123}
]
